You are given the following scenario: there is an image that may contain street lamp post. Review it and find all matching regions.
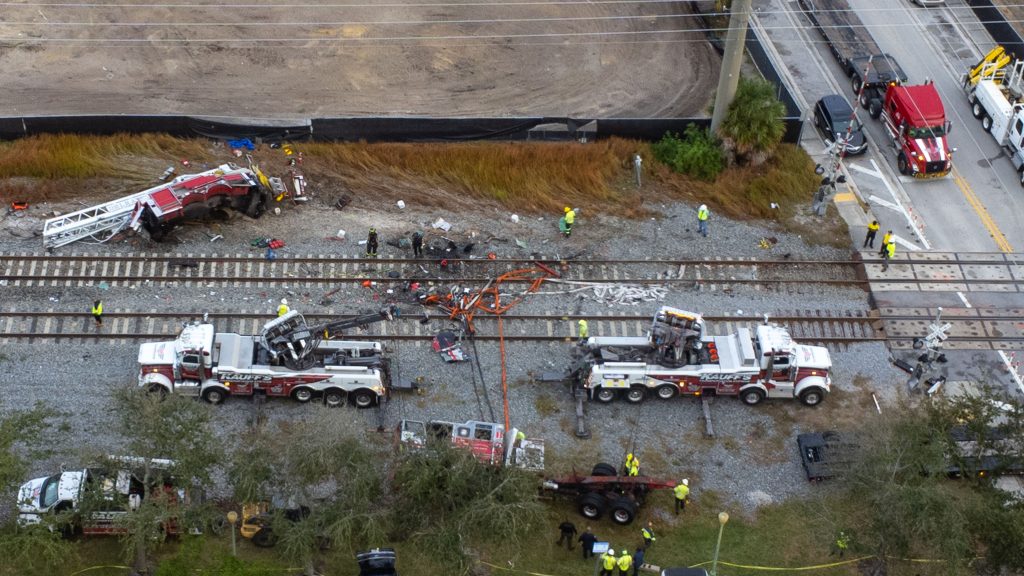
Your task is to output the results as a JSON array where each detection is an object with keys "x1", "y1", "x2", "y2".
[
  {"x1": 226, "y1": 510, "x2": 239, "y2": 557},
  {"x1": 710, "y1": 511, "x2": 729, "y2": 576}
]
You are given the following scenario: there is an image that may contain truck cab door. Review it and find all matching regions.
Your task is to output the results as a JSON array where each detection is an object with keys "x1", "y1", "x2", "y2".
[
  {"x1": 179, "y1": 353, "x2": 203, "y2": 381},
  {"x1": 1010, "y1": 116, "x2": 1024, "y2": 170},
  {"x1": 765, "y1": 354, "x2": 796, "y2": 399}
]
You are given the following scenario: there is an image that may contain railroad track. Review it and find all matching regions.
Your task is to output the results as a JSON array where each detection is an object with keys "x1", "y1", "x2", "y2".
[
  {"x1": 0, "y1": 252, "x2": 864, "y2": 288},
  {"x1": 3, "y1": 308, "x2": 1020, "y2": 350}
]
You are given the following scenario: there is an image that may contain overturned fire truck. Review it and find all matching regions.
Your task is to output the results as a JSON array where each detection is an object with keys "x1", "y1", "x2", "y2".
[
  {"x1": 575, "y1": 307, "x2": 833, "y2": 406},
  {"x1": 138, "y1": 308, "x2": 397, "y2": 407},
  {"x1": 397, "y1": 419, "x2": 545, "y2": 471}
]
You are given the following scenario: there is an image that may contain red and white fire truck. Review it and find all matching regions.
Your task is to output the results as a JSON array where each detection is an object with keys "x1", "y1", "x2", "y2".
[
  {"x1": 138, "y1": 308, "x2": 396, "y2": 408},
  {"x1": 42, "y1": 163, "x2": 268, "y2": 249},
  {"x1": 397, "y1": 419, "x2": 545, "y2": 471},
  {"x1": 579, "y1": 307, "x2": 832, "y2": 406},
  {"x1": 879, "y1": 84, "x2": 954, "y2": 178}
]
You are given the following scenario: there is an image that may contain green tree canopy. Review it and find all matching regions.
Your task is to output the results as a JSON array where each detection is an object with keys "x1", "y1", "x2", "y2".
[{"x1": 718, "y1": 76, "x2": 786, "y2": 165}]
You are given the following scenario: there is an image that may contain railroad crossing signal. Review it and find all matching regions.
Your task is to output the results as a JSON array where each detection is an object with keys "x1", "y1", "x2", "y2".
[{"x1": 908, "y1": 307, "x2": 951, "y2": 394}]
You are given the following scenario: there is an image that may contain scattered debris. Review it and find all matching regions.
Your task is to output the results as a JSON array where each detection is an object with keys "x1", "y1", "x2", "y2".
[
  {"x1": 397, "y1": 200, "x2": 406, "y2": 209},
  {"x1": 433, "y1": 330, "x2": 469, "y2": 363},
  {"x1": 251, "y1": 238, "x2": 285, "y2": 249},
  {"x1": 335, "y1": 195, "x2": 352, "y2": 211},
  {"x1": 432, "y1": 218, "x2": 452, "y2": 232},
  {"x1": 510, "y1": 214, "x2": 519, "y2": 223},
  {"x1": 98, "y1": 281, "x2": 110, "y2": 291},
  {"x1": 515, "y1": 239, "x2": 528, "y2": 249},
  {"x1": 227, "y1": 138, "x2": 255, "y2": 151}
]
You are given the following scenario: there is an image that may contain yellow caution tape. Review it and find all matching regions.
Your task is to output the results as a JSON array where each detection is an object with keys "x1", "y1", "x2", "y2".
[
  {"x1": 479, "y1": 560, "x2": 564, "y2": 576},
  {"x1": 687, "y1": 556, "x2": 872, "y2": 571}
]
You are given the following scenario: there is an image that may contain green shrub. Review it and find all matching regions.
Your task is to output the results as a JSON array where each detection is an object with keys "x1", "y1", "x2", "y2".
[{"x1": 651, "y1": 126, "x2": 724, "y2": 181}]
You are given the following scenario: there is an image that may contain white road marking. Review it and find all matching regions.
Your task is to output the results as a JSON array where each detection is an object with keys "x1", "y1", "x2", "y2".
[
  {"x1": 891, "y1": 234, "x2": 921, "y2": 252},
  {"x1": 870, "y1": 159, "x2": 931, "y2": 250},
  {"x1": 849, "y1": 162, "x2": 883, "y2": 179},
  {"x1": 956, "y1": 291, "x2": 971, "y2": 308},
  {"x1": 867, "y1": 194, "x2": 901, "y2": 212}
]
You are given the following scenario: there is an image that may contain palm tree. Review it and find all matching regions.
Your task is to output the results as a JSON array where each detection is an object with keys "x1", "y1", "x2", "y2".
[{"x1": 718, "y1": 77, "x2": 786, "y2": 166}]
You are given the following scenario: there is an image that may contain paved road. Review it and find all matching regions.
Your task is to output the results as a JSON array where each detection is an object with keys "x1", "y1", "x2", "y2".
[{"x1": 758, "y1": 0, "x2": 1024, "y2": 253}]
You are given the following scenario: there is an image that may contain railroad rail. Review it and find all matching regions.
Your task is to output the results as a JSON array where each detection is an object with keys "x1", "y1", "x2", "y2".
[
  {"x1": 0, "y1": 252, "x2": 864, "y2": 288},
  {"x1": 2, "y1": 308, "x2": 1021, "y2": 350}
]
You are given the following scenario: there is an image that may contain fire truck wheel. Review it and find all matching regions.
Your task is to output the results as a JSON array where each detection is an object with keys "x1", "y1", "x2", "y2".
[
  {"x1": 799, "y1": 388, "x2": 825, "y2": 407},
  {"x1": 591, "y1": 463, "x2": 618, "y2": 477},
  {"x1": 324, "y1": 389, "x2": 346, "y2": 407},
  {"x1": 608, "y1": 498, "x2": 638, "y2": 525},
  {"x1": 202, "y1": 388, "x2": 227, "y2": 405},
  {"x1": 868, "y1": 99, "x2": 882, "y2": 120},
  {"x1": 740, "y1": 389, "x2": 766, "y2": 406},
  {"x1": 897, "y1": 154, "x2": 910, "y2": 175},
  {"x1": 577, "y1": 492, "x2": 607, "y2": 520},
  {"x1": 594, "y1": 388, "x2": 618, "y2": 403},
  {"x1": 625, "y1": 387, "x2": 646, "y2": 404},
  {"x1": 292, "y1": 388, "x2": 314, "y2": 403},
  {"x1": 351, "y1": 390, "x2": 376, "y2": 409},
  {"x1": 656, "y1": 384, "x2": 677, "y2": 400}
]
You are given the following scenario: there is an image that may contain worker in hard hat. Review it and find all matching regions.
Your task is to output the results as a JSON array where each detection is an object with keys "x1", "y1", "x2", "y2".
[
  {"x1": 577, "y1": 318, "x2": 589, "y2": 342},
  {"x1": 366, "y1": 228, "x2": 379, "y2": 257},
  {"x1": 624, "y1": 453, "x2": 639, "y2": 477},
  {"x1": 697, "y1": 204, "x2": 710, "y2": 237},
  {"x1": 600, "y1": 549, "x2": 617, "y2": 576},
  {"x1": 617, "y1": 548, "x2": 633, "y2": 576},
  {"x1": 640, "y1": 521, "x2": 656, "y2": 549},
  {"x1": 277, "y1": 298, "x2": 289, "y2": 317},
  {"x1": 562, "y1": 206, "x2": 576, "y2": 238},
  {"x1": 674, "y1": 478, "x2": 690, "y2": 514}
]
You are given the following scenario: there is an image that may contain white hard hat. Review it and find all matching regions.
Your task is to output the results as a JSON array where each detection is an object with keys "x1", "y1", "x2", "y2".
[
  {"x1": 699, "y1": 204, "x2": 707, "y2": 211},
  {"x1": 281, "y1": 298, "x2": 288, "y2": 305},
  {"x1": 682, "y1": 478, "x2": 689, "y2": 486},
  {"x1": 607, "y1": 549, "x2": 615, "y2": 556}
]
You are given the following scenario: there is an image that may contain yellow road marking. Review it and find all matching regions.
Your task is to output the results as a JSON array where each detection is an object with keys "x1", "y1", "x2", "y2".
[{"x1": 952, "y1": 166, "x2": 1013, "y2": 253}]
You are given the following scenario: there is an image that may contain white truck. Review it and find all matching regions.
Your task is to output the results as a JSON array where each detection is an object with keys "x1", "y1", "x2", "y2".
[
  {"x1": 579, "y1": 307, "x2": 833, "y2": 406},
  {"x1": 17, "y1": 457, "x2": 188, "y2": 536},
  {"x1": 963, "y1": 50, "x2": 1024, "y2": 183}
]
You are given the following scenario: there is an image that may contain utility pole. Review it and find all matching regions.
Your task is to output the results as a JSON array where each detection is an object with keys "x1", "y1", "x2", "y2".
[{"x1": 710, "y1": 0, "x2": 754, "y2": 135}]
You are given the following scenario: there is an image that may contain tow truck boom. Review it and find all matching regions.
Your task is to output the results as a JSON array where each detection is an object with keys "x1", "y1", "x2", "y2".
[{"x1": 260, "y1": 305, "x2": 399, "y2": 370}]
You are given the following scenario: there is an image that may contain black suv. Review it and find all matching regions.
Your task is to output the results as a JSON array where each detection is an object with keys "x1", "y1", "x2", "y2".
[{"x1": 813, "y1": 94, "x2": 868, "y2": 155}]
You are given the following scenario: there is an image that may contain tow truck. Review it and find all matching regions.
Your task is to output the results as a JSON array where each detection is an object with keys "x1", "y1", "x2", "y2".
[
  {"x1": 17, "y1": 456, "x2": 189, "y2": 536},
  {"x1": 138, "y1": 307, "x2": 398, "y2": 407},
  {"x1": 397, "y1": 419, "x2": 545, "y2": 471},
  {"x1": 577, "y1": 307, "x2": 832, "y2": 406}
]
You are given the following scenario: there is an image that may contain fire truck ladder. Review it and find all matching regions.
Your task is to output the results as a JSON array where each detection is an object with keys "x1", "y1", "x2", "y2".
[{"x1": 42, "y1": 190, "x2": 152, "y2": 250}]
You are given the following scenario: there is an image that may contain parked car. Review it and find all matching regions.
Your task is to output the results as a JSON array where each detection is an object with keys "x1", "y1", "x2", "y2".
[{"x1": 813, "y1": 94, "x2": 868, "y2": 155}]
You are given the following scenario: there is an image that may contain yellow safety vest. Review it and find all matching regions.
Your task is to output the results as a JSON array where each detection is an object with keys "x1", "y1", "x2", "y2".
[
  {"x1": 868, "y1": 221, "x2": 879, "y2": 232},
  {"x1": 886, "y1": 243, "x2": 896, "y2": 258},
  {"x1": 603, "y1": 554, "x2": 617, "y2": 570},
  {"x1": 881, "y1": 233, "x2": 892, "y2": 246},
  {"x1": 91, "y1": 303, "x2": 103, "y2": 315},
  {"x1": 278, "y1": 304, "x2": 289, "y2": 317},
  {"x1": 698, "y1": 208, "x2": 709, "y2": 221},
  {"x1": 618, "y1": 555, "x2": 633, "y2": 571},
  {"x1": 674, "y1": 484, "x2": 690, "y2": 500},
  {"x1": 565, "y1": 210, "x2": 575, "y2": 225},
  {"x1": 641, "y1": 527, "x2": 655, "y2": 541},
  {"x1": 628, "y1": 462, "x2": 639, "y2": 476},
  {"x1": 578, "y1": 319, "x2": 589, "y2": 339}
]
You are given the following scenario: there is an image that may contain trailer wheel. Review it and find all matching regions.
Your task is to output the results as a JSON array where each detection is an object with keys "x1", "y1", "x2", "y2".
[
  {"x1": 608, "y1": 498, "x2": 638, "y2": 525},
  {"x1": 625, "y1": 387, "x2": 646, "y2": 404},
  {"x1": 859, "y1": 89, "x2": 870, "y2": 110},
  {"x1": 351, "y1": 389, "x2": 376, "y2": 409},
  {"x1": 591, "y1": 463, "x2": 618, "y2": 477},
  {"x1": 972, "y1": 101, "x2": 984, "y2": 119},
  {"x1": 868, "y1": 99, "x2": 882, "y2": 120},
  {"x1": 594, "y1": 388, "x2": 618, "y2": 403},
  {"x1": 578, "y1": 492, "x2": 607, "y2": 520},
  {"x1": 740, "y1": 389, "x2": 765, "y2": 406},
  {"x1": 656, "y1": 384, "x2": 678, "y2": 400},
  {"x1": 324, "y1": 389, "x2": 346, "y2": 407},
  {"x1": 897, "y1": 153, "x2": 911, "y2": 175},
  {"x1": 982, "y1": 114, "x2": 993, "y2": 132},
  {"x1": 799, "y1": 388, "x2": 825, "y2": 407},
  {"x1": 252, "y1": 527, "x2": 278, "y2": 548},
  {"x1": 202, "y1": 387, "x2": 227, "y2": 405},
  {"x1": 851, "y1": 75, "x2": 862, "y2": 96},
  {"x1": 292, "y1": 388, "x2": 314, "y2": 403}
]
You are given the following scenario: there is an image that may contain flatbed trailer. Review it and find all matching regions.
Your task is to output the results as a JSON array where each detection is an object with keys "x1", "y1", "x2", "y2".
[
  {"x1": 540, "y1": 462, "x2": 676, "y2": 525},
  {"x1": 798, "y1": 0, "x2": 907, "y2": 105}
]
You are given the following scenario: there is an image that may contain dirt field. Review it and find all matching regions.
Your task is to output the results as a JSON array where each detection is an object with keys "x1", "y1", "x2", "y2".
[
  {"x1": 994, "y1": 0, "x2": 1024, "y2": 41},
  {"x1": 0, "y1": 1, "x2": 720, "y2": 118}
]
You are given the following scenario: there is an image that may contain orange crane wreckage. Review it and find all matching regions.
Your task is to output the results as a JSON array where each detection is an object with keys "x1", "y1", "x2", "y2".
[{"x1": 420, "y1": 261, "x2": 563, "y2": 430}]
